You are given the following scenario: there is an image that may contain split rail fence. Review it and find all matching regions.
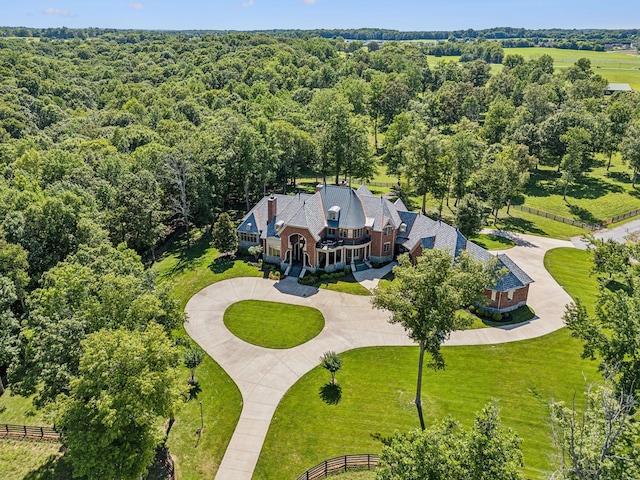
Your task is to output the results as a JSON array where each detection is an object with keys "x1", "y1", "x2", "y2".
[
  {"x1": 295, "y1": 454, "x2": 379, "y2": 480},
  {"x1": 0, "y1": 424, "x2": 62, "y2": 442}
]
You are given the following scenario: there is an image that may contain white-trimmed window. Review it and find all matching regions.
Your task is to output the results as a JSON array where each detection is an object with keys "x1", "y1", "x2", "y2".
[
  {"x1": 383, "y1": 226, "x2": 392, "y2": 236},
  {"x1": 339, "y1": 229, "x2": 348, "y2": 238},
  {"x1": 239, "y1": 233, "x2": 257, "y2": 243},
  {"x1": 328, "y1": 228, "x2": 336, "y2": 237},
  {"x1": 268, "y1": 246, "x2": 280, "y2": 257},
  {"x1": 383, "y1": 242, "x2": 391, "y2": 253},
  {"x1": 491, "y1": 290, "x2": 497, "y2": 301},
  {"x1": 507, "y1": 289, "x2": 515, "y2": 301},
  {"x1": 354, "y1": 228, "x2": 363, "y2": 238}
]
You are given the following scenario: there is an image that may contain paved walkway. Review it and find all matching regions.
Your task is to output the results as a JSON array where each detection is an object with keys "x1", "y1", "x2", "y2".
[
  {"x1": 570, "y1": 217, "x2": 640, "y2": 249},
  {"x1": 184, "y1": 231, "x2": 575, "y2": 480}
]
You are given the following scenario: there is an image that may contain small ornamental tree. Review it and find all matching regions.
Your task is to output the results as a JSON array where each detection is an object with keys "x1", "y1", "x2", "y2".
[
  {"x1": 248, "y1": 244, "x2": 263, "y2": 261},
  {"x1": 212, "y1": 212, "x2": 238, "y2": 258},
  {"x1": 586, "y1": 236, "x2": 630, "y2": 281},
  {"x1": 184, "y1": 346, "x2": 205, "y2": 384},
  {"x1": 320, "y1": 351, "x2": 342, "y2": 385}
]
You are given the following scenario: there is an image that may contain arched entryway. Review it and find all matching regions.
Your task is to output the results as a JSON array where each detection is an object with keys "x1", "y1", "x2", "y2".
[{"x1": 289, "y1": 233, "x2": 309, "y2": 267}]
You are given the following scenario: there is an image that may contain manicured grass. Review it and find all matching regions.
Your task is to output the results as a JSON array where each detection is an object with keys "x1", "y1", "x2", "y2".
[
  {"x1": 330, "y1": 471, "x2": 376, "y2": 480},
  {"x1": 521, "y1": 161, "x2": 640, "y2": 226},
  {"x1": 495, "y1": 207, "x2": 588, "y2": 240},
  {"x1": 165, "y1": 354, "x2": 242, "y2": 480},
  {"x1": 224, "y1": 300, "x2": 325, "y2": 349},
  {"x1": 0, "y1": 440, "x2": 70, "y2": 480},
  {"x1": 544, "y1": 248, "x2": 599, "y2": 314},
  {"x1": 253, "y1": 329, "x2": 598, "y2": 480},
  {"x1": 469, "y1": 233, "x2": 515, "y2": 250},
  {"x1": 318, "y1": 275, "x2": 372, "y2": 296},
  {"x1": 153, "y1": 233, "x2": 263, "y2": 310}
]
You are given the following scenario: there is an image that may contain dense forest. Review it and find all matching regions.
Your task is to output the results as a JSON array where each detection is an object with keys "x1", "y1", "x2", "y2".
[{"x1": 1, "y1": 30, "x2": 640, "y2": 477}]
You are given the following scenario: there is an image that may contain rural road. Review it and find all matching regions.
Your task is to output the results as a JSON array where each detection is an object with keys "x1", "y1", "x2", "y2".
[{"x1": 184, "y1": 231, "x2": 575, "y2": 480}]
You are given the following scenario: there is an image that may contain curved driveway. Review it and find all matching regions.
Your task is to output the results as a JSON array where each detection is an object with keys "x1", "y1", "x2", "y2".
[{"x1": 184, "y1": 231, "x2": 575, "y2": 480}]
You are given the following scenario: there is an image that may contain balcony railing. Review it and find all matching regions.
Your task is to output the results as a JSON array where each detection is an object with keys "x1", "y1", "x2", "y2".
[{"x1": 317, "y1": 237, "x2": 370, "y2": 249}]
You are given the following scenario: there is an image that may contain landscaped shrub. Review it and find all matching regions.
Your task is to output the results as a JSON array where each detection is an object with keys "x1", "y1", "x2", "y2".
[
  {"x1": 477, "y1": 308, "x2": 485, "y2": 317},
  {"x1": 468, "y1": 305, "x2": 476, "y2": 313},
  {"x1": 492, "y1": 312, "x2": 503, "y2": 322},
  {"x1": 269, "y1": 271, "x2": 281, "y2": 280}
]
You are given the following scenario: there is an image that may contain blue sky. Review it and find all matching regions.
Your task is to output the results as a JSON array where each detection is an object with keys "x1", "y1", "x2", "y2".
[{"x1": 4, "y1": 1, "x2": 638, "y2": 31}]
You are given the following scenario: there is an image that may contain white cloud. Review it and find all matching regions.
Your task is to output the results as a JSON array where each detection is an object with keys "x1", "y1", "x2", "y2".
[
  {"x1": 241, "y1": 0, "x2": 255, "y2": 6},
  {"x1": 42, "y1": 8, "x2": 71, "y2": 17},
  {"x1": 129, "y1": 2, "x2": 144, "y2": 10}
]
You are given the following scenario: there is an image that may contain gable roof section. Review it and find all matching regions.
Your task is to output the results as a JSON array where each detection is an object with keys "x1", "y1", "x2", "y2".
[
  {"x1": 394, "y1": 198, "x2": 408, "y2": 212},
  {"x1": 492, "y1": 253, "x2": 534, "y2": 291},
  {"x1": 360, "y1": 195, "x2": 402, "y2": 232}
]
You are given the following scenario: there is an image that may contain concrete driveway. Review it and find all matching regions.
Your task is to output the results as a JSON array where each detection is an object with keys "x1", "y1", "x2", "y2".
[{"x1": 184, "y1": 231, "x2": 576, "y2": 480}]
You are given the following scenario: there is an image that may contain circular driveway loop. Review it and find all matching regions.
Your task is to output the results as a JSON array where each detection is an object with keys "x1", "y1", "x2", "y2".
[{"x1": 184, "y1": 231, "x2": 575, "y2": 480}]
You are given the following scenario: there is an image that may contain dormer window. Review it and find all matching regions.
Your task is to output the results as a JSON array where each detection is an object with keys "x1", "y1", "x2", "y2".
[
  {"x1": 383, "y1": 225, "x2": 392, "y2": 236},
  {"x1": 275, "y1": 220, "x2": 284, "y2": 231},
  {"x1": 246, "y1": 223, "x2": 252, "y2": 231},
  {"x1": 328, "y1": 206, "x2": 341, "y2": 221},
  {"x1": 399, "y1": 223, "x2": 407, "y2": 233}
]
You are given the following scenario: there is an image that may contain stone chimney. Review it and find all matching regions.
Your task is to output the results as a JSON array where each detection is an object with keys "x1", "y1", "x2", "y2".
[{"x1": 267, "y1": 194, "x2": 277, "y2": 223}]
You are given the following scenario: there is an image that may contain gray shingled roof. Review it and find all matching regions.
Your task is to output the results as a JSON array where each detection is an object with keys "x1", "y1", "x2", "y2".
[
  {"x1": 240, "y1": 187, "x2": 533, "y2": 292},
  {"x1": 319, "y1": 185, "x2": 366, "y2": 230},
  {"x1": 360, "y1": 195, "x2": 402, "y2": 232}
]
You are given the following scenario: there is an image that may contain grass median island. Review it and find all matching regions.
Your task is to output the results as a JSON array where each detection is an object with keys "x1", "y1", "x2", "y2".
[
  {"x1": 253, "y1": 330, "x2": 598, "y2": 480},
  {"x1": 224, "y1": 300, "x2": 325, "y2": 349}
]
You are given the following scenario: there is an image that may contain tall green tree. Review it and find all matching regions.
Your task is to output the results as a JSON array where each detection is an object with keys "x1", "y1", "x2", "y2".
[
  {"x1": 54, "y1": 324, "x2": 184, "y2": 480},
  {"x1": 11, "y1": 243, "x2": 182, "y2": 406},
  {"x1": 550, "y1": 380, "x2": 639, "y2": 480},
  {"x1": 376, "y1": 403, "x2": 523, "y2": 480},
  {"x1": 372, "y1": 251, "x2": 492, "y2": 430},
  {"x1": 564, "y1": 279, "x2": 640, "y2": 397},
  {"x1": 620, "y1": 121, "x2": 640, "y2": 187},
  {"x1": 212, "y1": 212, "x2": 238, "y2": 258}
]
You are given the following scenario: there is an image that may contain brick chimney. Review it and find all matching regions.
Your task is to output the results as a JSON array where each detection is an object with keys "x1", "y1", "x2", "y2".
[{"x1": 267, "y1": 194, "x2": 277, "y2": 223}]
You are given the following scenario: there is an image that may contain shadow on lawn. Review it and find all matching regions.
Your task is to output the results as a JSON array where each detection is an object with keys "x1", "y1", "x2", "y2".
[
  {"x1": 188, "y1": 381, "x2": 202, "y2": 400},
  {"x1": 23, "y1": 452, "x2": 73, "y2": 480},
  {"x1": 497, "y1": 215, "x2": 547, "y2": 237},
  {"x1": 208, "y1": 256, "x2": 235, "y2": 274},
  {"x1": 567, "y1": 204, "x2": 602, "y2": 225},
  {"x1": 319, "y1": 383, "x2": 342, "y2": 405}
]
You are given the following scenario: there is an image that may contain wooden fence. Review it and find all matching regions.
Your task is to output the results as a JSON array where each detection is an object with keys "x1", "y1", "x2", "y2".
[
  {"x1": 510, "y1": 204, "x2": 602, "y2": 230},
  {"x1": 0, "y1": 424, "x2": 62, "y2": 442},
  {"x1": 604, "y1": 208, "x2": 640, "y2": 226},
  {"x1": 295, "y1": 454, "x2": 379, "y2": 480}
]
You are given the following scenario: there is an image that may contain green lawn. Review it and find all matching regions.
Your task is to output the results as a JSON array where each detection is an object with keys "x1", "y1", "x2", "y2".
[
  {"x1": 544, "y1": 248, "x2": 598, "y2": 314},
  {"x1": 495, "y1": 207, "x2": 588, "y2": 240},
  {"x1": 0, "y1": 441, "x2": 70, "y2": 480},
  {"x1": 302, "y1": 273, "x2": 372, "y2": 296},
  {"x1": 503, "y1": 47, "x2": 640, "y2": 69},
  {"x1": 521, "y1": 161, "x2": 640, "y2": 226},
  {"x1": 0, "y1": 390, "x2": 47, "y2": 425},
  {"x1": 253, "y1": 330, "x2": 598, "y2": 480},
  {"x1": 224, "y1": 300, "x2": 325, "y2": 349},
  {"x1": 469, "y1": 233, "x2": 515, "y2": 250}
]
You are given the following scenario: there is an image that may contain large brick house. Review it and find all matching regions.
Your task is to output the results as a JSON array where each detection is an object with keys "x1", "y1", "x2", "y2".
[{"x1": 238, "y1": 184, "x2": 533, "y2": 313}]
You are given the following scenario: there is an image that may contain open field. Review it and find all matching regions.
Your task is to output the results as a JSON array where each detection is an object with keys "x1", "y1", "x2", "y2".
[
  {"x1": 503, "y1": 47, "x2": 640, "y2": 69},
  {"x1": 224, "y1": 300, "x2": 325, "y2": 349}
]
